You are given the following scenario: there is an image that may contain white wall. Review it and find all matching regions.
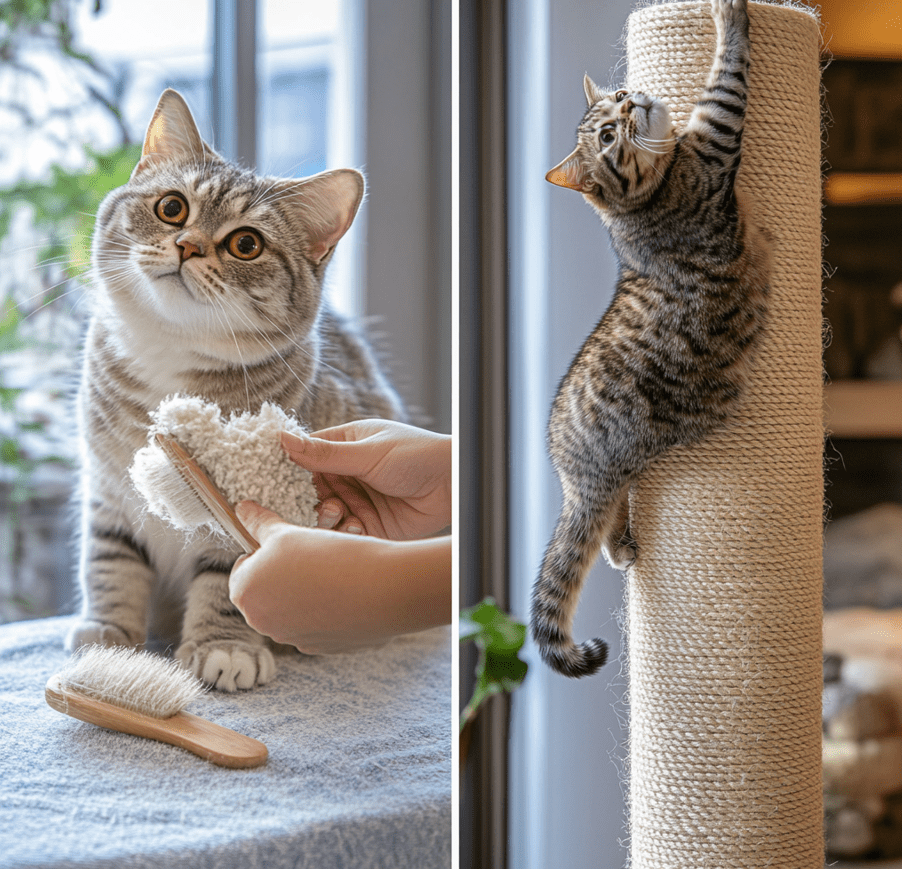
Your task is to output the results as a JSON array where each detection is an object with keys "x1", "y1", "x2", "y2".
[{"x1": 507, "y1": 0, "x2": 634, "y2": 866}]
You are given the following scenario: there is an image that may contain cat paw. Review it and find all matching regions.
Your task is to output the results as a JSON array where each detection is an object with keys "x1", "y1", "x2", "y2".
[
  {"x1": 604, "y1": 540, "x2": 637, "y2": 571},
  {"x1": 176, "y1": 640, "x2": 275, "y2": 692},
  {"x1": 67, "y1": 619, "x2": 142, "y2": 651},
  {"x1": 712, "y1": 0, "x2": 748, "y2": 27}
]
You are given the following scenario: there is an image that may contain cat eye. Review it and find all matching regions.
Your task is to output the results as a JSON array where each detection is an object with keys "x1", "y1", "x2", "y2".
[
  {"x1": 599, "y1": 125, "x2": 617, "y2": 147},
  {"x1": 155, "y1": 193, "x2": 189, "y2": 226},
  {"x1": 225, "y1": 228, "x2": 264, "y2": 261},
  {"x1": 614, "y1": 90, "x2": 629, "y2": 102}
]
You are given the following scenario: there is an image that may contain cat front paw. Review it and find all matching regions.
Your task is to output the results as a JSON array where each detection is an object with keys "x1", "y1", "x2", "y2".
[
  {"x1": 67, "y1": 619, "x2": 142, "y2": 651},
  {"x1": 712, "y1": 0, "x2": 748, "y2": 28},
  {"x1": 176, "y1": 640, "x2": 275, "y2": 692}
]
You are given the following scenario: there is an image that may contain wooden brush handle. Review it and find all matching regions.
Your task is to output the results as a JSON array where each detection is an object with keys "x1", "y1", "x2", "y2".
[
  {"x1": 155, "y1": 433, "x2": 260, "y2": 554},
  {"x1": 46, "y1": 675, "x2": 268, "y2": 769}
]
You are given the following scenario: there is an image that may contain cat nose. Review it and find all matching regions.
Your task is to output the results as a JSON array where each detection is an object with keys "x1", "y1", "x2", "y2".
[{"x1": 176, "y1": 235, "x2": 205, "y2": 261}]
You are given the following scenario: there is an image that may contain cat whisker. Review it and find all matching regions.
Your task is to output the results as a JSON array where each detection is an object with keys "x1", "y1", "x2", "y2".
[
  {"x1": 208, "y1": 294, "x2": 252, "y2": 410},
  {"x1": 250, "y1": 177, "x2": 315, "y2": 210},
  {"x1": 20, "y1": 234, "x2": 83, "y2": 253},
  {"x1": 107, "y1": 229, "x2": 143, "y2": 246},
  {"x1": 213, "y1": 293, "x2": 317, "y2": 401},
  {"x1": 11, "y1": 276, "x2": 81, "y2": 311},
  {"x1": 30, "y1": 254, "x2": 77, "y2": 269},
  {"x1": 18, "y1": 283, "x2": 87, "y2": 322},
  {"x1": 249, "y1": 306, "x2": 352, "y2": 380},
  {"x1": 633, "y1": 136, "x2": 672, "y2": 153}
]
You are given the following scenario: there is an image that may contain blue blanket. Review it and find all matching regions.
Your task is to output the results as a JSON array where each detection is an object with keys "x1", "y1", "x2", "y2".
[{"x1": 0, "y1": 616, "x2": 451, "y2": 868}]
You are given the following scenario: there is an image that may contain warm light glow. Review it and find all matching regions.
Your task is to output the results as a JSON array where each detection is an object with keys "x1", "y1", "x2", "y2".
[
  {"x1": 825, "y1": 172, "x2": 902, "y2": 205},
  {"x1": 815, "y1": 0, "x2": 902, "y2": 58}
]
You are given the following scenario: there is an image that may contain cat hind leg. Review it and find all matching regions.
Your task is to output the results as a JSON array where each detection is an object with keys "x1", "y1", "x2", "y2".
[{"x1": 600, "y1": 485, "x2": 636, "y2": 570}]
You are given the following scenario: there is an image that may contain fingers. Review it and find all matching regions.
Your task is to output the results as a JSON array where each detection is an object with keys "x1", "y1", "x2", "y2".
[
  {"x1": 235, "y1": 501, "x2": 291, "y2": 544},
  {"x1": 317, "y1": 496, "x2": 367, "y2": 535},
  {"x1": 317, "y1": 497, "x2": 344, "y2": 530},
  {"x1": 281, "y1": 431, "x2": 379, "y2": 477},
  {"x1": 319, "y1": 472, "x2": 388, "y2": 537}
]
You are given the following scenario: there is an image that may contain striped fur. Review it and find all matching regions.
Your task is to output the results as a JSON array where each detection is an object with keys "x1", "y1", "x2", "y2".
[
  {"x1": 534, "y1": 0, "x2": 770, "y2": 678},
  {"x1": 68, "y1": 90, "x2": 404, "y2": 691}
]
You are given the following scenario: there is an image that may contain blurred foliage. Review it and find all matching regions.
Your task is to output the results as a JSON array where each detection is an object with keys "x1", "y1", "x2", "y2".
[
  {"x1": 1, "y1": 0, "x2": 94, "y2": 64},
  {"x1": 0, "y1": 142, "x2": 141, "y2": 283},
  {"x1": 0, "y1": 0, "x2": 133, "y2": 495},
  {"x1": 0, "y1": 0, "x2": 127, "y2": 143},
  {"x1": 0, "y1": 144, "x2": 139, "y2": 492},
  {"x1": 459, "y1": 598, "x2": 529, "y2": 734}
]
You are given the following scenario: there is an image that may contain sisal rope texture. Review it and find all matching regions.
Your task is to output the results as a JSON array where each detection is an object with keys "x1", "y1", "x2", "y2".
[{"x1": 624, "y1": 3, "x2": 824, "y2": 867}]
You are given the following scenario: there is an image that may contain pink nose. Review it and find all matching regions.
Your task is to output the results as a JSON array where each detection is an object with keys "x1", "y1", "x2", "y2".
[{"x1": 177, "y1": 237, "x2": 204, "y2": 261}]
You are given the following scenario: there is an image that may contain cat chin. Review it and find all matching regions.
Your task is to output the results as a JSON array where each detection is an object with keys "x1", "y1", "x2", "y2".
[{"x1": 643, "y1": 100, "x2": 674, "y2": 142}]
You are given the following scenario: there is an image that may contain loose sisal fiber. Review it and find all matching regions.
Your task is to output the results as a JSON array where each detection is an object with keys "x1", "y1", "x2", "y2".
[{"x1": 624, "y1": 3, "x2": 824, "y2": 867}]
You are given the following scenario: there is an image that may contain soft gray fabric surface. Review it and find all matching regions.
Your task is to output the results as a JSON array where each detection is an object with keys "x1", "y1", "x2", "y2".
[{"x1": 0, "y1": 616, "x2": 451, "y2": 869}]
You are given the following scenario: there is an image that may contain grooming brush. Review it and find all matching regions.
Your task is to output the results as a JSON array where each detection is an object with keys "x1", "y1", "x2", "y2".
[
  {"x1": 45, "y1": 645, "x2": 268, "y2": 768},
  {"x1": 154, "y1": 432, "x2": 259, "y2": 553}
]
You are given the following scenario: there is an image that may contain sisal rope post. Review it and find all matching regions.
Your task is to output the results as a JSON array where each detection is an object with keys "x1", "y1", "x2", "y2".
[{"x1": 624, "y1": 3, "x2": 824, "y2": 867}]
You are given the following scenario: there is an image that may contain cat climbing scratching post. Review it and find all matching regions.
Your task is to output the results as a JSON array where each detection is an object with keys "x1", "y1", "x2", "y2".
[{"x1": 625, "y1": 3, "x2": 823, "y2": 868}]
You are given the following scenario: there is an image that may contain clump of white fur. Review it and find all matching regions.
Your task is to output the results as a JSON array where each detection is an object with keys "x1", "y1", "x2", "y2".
[
  {"x1": 129, "y1": 395, "x2": 318, "y2": 541},
  {"x1": 58, "y1": 645, "x2": 205, "y2": 718}
]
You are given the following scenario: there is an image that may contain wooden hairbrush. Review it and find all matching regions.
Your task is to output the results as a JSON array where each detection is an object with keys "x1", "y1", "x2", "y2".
[{"x1": 46, "y1": 645, "x2": 268, "y2": 768}]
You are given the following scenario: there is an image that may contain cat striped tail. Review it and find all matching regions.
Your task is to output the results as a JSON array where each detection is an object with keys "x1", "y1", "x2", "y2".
[{"x1": 531, "y1": 504, "x2": 611, "y2": 678}]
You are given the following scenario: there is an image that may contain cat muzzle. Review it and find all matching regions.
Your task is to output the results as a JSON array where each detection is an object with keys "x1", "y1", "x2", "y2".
[{"x1": 176, "y1": 235, "x2": 205, "y2": 261}]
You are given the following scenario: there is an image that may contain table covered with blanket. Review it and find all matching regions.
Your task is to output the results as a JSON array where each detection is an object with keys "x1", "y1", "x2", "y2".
[{"x1": 0, "y1": 615, "x2": 451, "y2": 868}]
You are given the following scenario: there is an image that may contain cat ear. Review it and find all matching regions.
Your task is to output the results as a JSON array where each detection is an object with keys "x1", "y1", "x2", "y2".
[
  {"x1": 132, "y1": 89, "x2": 212, "y2": 177},
  {"x1": 546, "y1": 148, "x2": 589, "y2": 192},
  {"x1": 273, "y1": 169, "x2": 365, "y2": 264},
  {"x1": 583, "y1": 74, "x2": 605, "y2": 107}
]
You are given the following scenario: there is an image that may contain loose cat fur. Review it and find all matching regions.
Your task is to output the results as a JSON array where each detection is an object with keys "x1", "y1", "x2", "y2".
[
  {"x1": 532, "y1": 0, "x2": 770, "y2": 678},
  {"x1": 68, "y1": 89, "x2": 404, "y2": 691}
]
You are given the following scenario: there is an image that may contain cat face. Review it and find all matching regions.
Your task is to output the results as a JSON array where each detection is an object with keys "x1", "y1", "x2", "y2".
[
  {"x1": 546, "y1": 75, "x2": 674, "y2": 211},
  {"x1": 92, "y1": 89, "x2": 362, "y2": 352}
]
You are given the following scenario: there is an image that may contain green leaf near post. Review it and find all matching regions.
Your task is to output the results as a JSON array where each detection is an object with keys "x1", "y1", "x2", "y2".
[{"x1": 459, "y1": 598, "x2": 528, "y2": 734}]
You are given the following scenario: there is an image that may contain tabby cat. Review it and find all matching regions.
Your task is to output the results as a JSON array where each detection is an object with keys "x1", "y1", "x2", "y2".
[
  {"x1": 532, "y1": 0, "x2": 770, "y2": 677},
  {"x1": 68, "y1": 89, "x2": 403, "y2": 691}
]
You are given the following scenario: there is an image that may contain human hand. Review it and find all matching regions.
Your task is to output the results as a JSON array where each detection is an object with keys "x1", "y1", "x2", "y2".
[
  {"x1": 281, "y1": 419, "x2": 451, "y2": 541},
  {"x1": 230, "y1": 501, "x2": 451, "y2": 654}
]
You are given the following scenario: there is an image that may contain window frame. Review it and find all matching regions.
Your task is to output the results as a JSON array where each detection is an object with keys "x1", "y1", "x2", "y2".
[{"x1": 216, "y1": 0, "x2": 451, "y2": 432}]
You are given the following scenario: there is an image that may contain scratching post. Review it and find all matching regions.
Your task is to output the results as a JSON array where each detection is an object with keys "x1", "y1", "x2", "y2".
[{"x1": 625, "y1": 3, "x2": 823, "y2": 867}]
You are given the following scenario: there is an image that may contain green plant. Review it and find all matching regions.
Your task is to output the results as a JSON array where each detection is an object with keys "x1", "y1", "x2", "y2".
[
  {"x1": 0, "y1": 142, "x2": 142, "y2": 285},
  {"x1": 0, "y1": 144, "x2": 140, "y2": 494},
  {"x1": 459, "y1": 598, "x2": 528, "y2": 763}
]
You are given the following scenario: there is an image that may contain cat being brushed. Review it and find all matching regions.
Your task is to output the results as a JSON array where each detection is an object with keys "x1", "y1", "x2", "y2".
[
  {"x1": 69, "y1": 89, "x2": 404, "y2": 690},
  {"x1": 532, "y1": 0, "x2": 770, "y2": 677}
]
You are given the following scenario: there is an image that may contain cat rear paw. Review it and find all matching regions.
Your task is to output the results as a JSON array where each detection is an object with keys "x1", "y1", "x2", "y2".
[
  {"x1": 603, "y1": 538, "x2": 637, "y2": 571},
  {"x1": 67, "y1": 619, "x2": 142, "y2": 651},
  {"x1": 176, "y1": 640, "x2": 275, "y2": 692}
]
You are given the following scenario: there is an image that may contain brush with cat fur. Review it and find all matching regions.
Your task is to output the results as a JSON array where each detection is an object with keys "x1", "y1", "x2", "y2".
[
  {"x1": 45, "y1": 645, "x2": 268, "y2": 768},
  {"x1": 152, "y1": 432, "x2": 260, "y2": 553}
]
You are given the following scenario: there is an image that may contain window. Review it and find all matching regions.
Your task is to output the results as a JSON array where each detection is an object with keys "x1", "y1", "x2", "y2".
[{"x1": 459, "y1": 0, "x2": 630, "y2": 865}]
